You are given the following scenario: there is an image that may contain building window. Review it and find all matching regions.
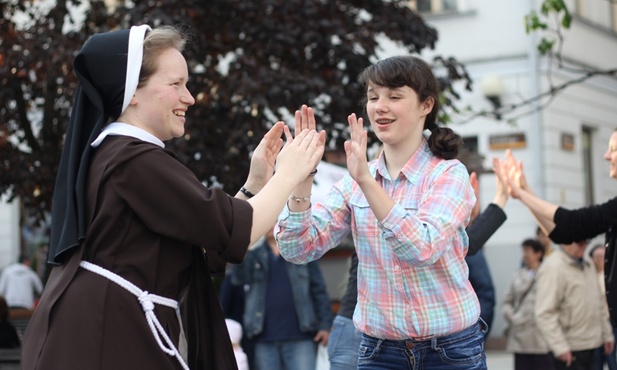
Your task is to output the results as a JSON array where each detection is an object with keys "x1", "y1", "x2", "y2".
[
  {"x1": 411, "y1": 0, "x2": 458, "y2": 14},
  {"x1": 571, "y1": 0, "x2": 617, "y2": 33},
  {"x1": 457, "y1": 137, "x2": 485, "y2": 174},
  {"x1": 582, "y1": 127, "x2": 594, "y2": 205}
]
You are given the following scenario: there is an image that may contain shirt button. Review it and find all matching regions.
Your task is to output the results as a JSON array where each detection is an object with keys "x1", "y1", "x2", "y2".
[{"x1": 395, "y1": 265, "x2": 401, "y2": 271}]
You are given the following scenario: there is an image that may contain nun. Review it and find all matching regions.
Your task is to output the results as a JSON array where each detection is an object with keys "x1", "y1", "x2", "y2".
[{"x1": 21, "y1": 25, "x2": 325, "y2": 370}]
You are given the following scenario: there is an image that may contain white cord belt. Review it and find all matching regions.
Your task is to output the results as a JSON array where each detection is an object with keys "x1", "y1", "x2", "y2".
[{"x1": 79, "y1": 261, "x2": 189, "y2": 370}]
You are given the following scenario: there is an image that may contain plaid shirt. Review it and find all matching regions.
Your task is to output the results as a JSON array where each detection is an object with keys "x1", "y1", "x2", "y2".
[{"x1": 276, "y1": 140, "x2": 479, "y2": 339}]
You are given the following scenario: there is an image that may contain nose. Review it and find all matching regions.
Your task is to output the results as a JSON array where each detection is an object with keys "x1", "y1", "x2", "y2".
[
  {"x1": 374, "y1": 97, "x2": 388, "y2": 112},
  {"x1": 604, "y1": 147, "x2": 611, "y2": 161},
  {"x1": 182, "y1": 86, "x2": 195, "y2": 106}
]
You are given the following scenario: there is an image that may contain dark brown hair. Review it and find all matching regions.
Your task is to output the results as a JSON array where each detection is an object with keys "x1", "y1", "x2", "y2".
[
  {"x1": 358, "y1": 55, "x2": 462, "y2": 159},
  {"x1": 522, "y1": 238, "x2": 545, "y2": 261}
]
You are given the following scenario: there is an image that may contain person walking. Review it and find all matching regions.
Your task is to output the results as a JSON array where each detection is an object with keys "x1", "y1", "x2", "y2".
[
  {"x1": 502, "y1": 239, "x2": 554, "y2": 370},
  {"x1": 21, "y1": 25, "x2": 325, "y2": 370},
  {"x1": 0, "y1": 254, "x2": 43, "y2": 310},
  {"x1": 277, "y1": 55, "x2": 486, "y2": 369}
]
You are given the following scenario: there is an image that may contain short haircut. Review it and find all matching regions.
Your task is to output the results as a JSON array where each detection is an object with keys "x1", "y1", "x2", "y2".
[{"x1": 522, "y1": 238, "x2": 544, "y2": 255}]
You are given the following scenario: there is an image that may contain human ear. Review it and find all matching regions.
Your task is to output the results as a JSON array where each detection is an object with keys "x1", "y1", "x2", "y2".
[{"x1": 422, "y1": 97, "x2": 435, "y2": 114}]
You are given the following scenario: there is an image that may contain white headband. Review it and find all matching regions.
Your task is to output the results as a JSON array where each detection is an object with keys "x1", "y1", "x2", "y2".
[{"x1": 121, "y1": 24, "x2": 152, "y2": 114}]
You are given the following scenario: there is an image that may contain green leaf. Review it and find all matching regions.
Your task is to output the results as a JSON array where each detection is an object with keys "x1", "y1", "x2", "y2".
[{"x1": 537, "y1": 38, "x2": 555, "y2": 55}]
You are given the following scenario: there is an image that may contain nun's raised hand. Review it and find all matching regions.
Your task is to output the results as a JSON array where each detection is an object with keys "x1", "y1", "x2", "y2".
[
  {"x1": 245, "y1": 121, "x2": 285, "y2": 192},
  {"x1": 277, "y1": 125, "x2": 326, "y2": 185}
]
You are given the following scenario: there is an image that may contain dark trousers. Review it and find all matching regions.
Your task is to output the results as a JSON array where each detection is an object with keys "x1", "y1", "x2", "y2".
[
  {"x1": 553, "y1": 349, "x2": 596, "y2": 370},
  {"x1": 514, "y1": 353, "x2": 555, "y2": 370}
]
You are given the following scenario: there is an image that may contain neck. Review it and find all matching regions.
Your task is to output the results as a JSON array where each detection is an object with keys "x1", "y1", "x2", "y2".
[{"x1": 383, "y1": 138, "x2": 423, "y2": 178}]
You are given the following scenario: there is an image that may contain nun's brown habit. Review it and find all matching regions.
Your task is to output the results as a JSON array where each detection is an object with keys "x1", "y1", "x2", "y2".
[{"x1": 21, "y1": 26, "x2": 251, "y2": 370}]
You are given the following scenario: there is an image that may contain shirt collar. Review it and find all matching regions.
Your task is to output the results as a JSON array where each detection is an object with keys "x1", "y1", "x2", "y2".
[
  {"x1": 374, "y1": 139, "x2": 430, "y2": 184},
  {"x1": 91, "y1": 122, "x2": 165, "y2": 148}
]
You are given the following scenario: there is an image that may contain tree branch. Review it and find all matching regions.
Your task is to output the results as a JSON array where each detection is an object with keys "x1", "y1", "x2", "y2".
[{"x1": 11, "y1": 77, "x2": 39, "y2": 151}]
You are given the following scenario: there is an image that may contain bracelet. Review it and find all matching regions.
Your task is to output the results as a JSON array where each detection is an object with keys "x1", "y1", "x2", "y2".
[
  {"x1": 290, "y1": 194, "x2": 311, "y2": 203},
  {"x1": 239, "y1": 186, "x2": 255, "y2": 199},
  {"x1": 308, "y1": 169, "x2": 318, "y2": 176}
]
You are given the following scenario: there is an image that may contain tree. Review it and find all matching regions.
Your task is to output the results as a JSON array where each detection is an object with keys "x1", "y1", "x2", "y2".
[{"x1": 1, "y1": 0, "x2": 471, "y2": 226}]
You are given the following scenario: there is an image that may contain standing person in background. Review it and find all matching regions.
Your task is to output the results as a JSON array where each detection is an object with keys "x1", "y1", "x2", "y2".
[
  {"x1": 590, "y1": 243, "x2": 617, "y2": 370},
  {"x1": 21, "y1": 25, "x2": 325, "y2": 370},
  {"x1": 230, "y1": 227, "x2": 333, "y2": 370},
  {"x1": 277, "y1": 55, "x2": 486, "y2": 369},
  {"x1": 502, "y1": 239, "x2": 554, "y2": 370},
  {"x1": 534, "y1": 239, "x2": 614, "y2": 370},
  {"x1": 0, "y1": 255, "x2": 43, "y2": 310}
]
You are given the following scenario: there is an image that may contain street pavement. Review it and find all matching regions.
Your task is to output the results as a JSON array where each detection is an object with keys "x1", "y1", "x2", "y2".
[{"x1": 486, "y1": 350, "x2": 513, "y2": 370}]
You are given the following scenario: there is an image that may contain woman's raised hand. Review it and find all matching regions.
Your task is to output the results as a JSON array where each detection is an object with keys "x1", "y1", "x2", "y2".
[
  {"x1": 276, "y1": 105, "x2": 326, "y2": 185},
  {"x1": 294, "y1": 104, "x2": 317, "y2": 135},
  {"x1": 344, "y1": 113, "x2": 371, "y2": 184}
]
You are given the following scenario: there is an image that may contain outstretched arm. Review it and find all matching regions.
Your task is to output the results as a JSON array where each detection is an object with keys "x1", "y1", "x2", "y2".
[
  {"x1": 465, "y1": 159, "x2": 509, "y2": 256},
  {"x1": 501, "y1": 149, "x2": 558, "y2": 235}
]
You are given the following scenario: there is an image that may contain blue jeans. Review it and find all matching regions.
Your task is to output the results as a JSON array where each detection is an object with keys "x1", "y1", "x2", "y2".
[
  {"x1": 328, "y1": 315, "x2": 363, "y2": 370},
  {"x1": 357, "y1": 321, "x2": 487, "y2": 370},
  {"x1": 254, "y1": 339, "x2": 317, "y2": 370}
]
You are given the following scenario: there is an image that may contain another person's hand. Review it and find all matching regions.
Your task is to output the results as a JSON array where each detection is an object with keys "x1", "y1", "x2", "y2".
[
  {"x1": 313, "y1": 330, "x2": 330, "y2": 346},
  {"x1": 294, "y1": 104, "x2": 318, "y2": 134},
  {"x1": 491, "y1": 157, "x2": 509, "y2": 208},
  {"x1": 469, "y1": 172, "x2": 480, "y2": 225},
  {"x1": 605, "y1": 341, "x2": 615, "y2": 355},
  {"x1": 275, "y1": 106, "x2": 326, "y2": 185},
  {"x1": 556, "y1": 350, "x2": 574, "y2": 367},
  {"x1": 344, "y1": 113, "x2": 371, "y2": 185},
  {"x1": 503, "y1": 149, "x2": 529, "y2": 199}
]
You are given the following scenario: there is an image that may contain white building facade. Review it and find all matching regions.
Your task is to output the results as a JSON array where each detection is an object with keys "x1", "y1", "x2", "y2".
[{"x1": 396, "y1": 0, "x2": 617, "y2": 343}]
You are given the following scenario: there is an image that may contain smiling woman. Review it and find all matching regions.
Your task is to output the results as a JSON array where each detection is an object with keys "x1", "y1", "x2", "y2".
[
  {"x1": 20, "y1": 25, "x2": 325, "y2": 370},
  {"x1": 276, "y1": 55, "x2": 487, "y2": 369}
]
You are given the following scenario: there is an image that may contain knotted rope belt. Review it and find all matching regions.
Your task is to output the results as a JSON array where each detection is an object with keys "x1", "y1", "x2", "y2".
[{"x1": 79, "y1": 261, "x2": 189, "y2": 370}]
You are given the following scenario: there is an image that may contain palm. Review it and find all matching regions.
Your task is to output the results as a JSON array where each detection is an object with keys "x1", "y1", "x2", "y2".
[{"x1": 345, "y1": 114, "x2": 369, "y2": 182}]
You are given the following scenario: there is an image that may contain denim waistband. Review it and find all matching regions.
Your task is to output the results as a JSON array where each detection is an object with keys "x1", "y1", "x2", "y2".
[{"x1": 362, "y1": 319, "x2": 485, "y2": 349}]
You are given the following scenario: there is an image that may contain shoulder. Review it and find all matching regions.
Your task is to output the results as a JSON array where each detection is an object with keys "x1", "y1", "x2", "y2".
[
  {"x1": 95, "y1": 137, "x2": 191, "y2": 180},
  {"x1": 537, "y1": 253, "x2": 563, "y2": 274}
]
